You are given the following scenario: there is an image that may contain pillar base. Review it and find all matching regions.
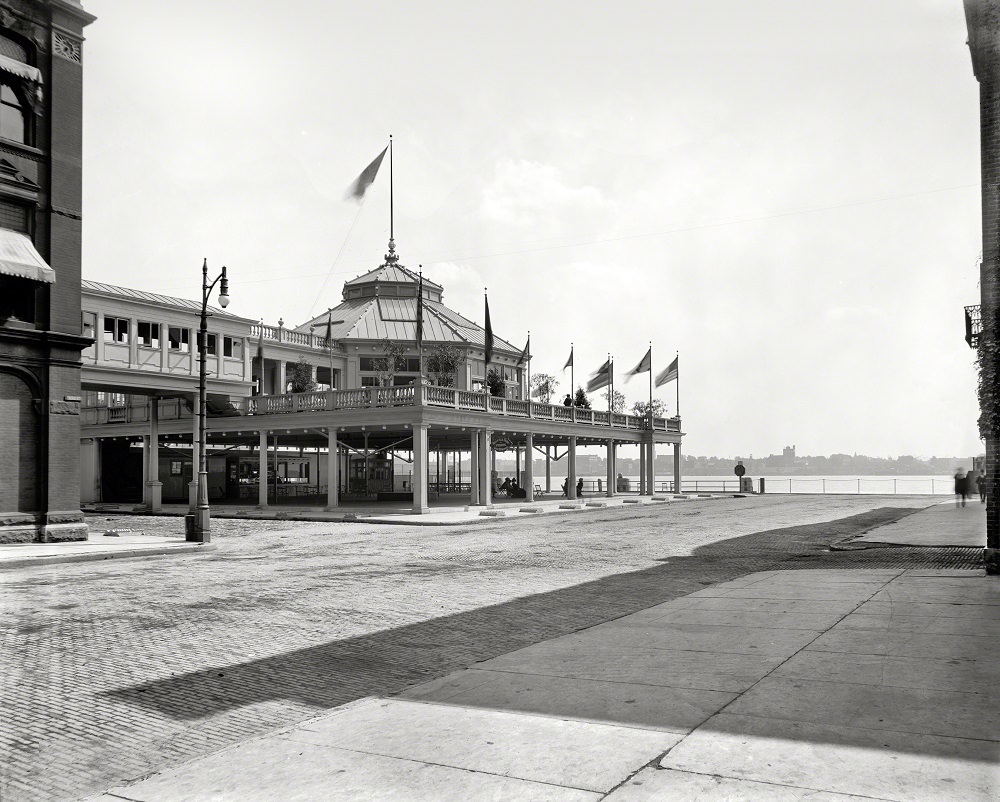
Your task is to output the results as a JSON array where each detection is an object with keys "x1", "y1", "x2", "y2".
[
  {"x1": 185, "y1": 509, "x2": 211, "y2": 543},
  {"x1": 144, "y1": 481, "x2": 163, "y2": 512},
  {"x1": 985, "y1": 548, "x2": 1000, "y2": 576}
]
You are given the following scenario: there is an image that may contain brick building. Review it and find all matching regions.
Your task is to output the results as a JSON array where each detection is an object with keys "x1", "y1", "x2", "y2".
[{"x1": 0, "y1": 0, "x2": 94, "y2": 543}]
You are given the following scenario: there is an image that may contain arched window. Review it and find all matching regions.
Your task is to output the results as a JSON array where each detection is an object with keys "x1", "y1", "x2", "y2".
[{"x1": 0, "y1": 82, "x2": 26, "y2": 143}]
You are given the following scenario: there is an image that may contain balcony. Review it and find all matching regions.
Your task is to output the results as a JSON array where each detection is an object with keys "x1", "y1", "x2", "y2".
[{"x1": 966, "y1": 304, "x2": 981, "y2": 349}]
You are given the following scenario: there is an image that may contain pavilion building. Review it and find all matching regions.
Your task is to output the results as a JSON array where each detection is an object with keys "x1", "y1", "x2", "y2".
[{"x1": 78, "y1": 239, "x2": 683, "y2": 515}]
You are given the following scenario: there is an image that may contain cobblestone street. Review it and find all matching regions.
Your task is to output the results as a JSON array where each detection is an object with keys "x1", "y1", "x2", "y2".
[{"x1": 0, "y1": 495, "x2": 969, "y2": 801}]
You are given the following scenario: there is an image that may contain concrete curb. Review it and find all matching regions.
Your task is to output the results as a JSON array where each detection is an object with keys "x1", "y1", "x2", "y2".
[{"x1": 0, "y1": 543, "x2": 216, "y2": 569}]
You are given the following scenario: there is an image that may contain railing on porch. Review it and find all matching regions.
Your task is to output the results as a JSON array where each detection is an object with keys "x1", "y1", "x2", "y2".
[{"x1": 228, "y1": 385, "x2": 681, "y2": 432}]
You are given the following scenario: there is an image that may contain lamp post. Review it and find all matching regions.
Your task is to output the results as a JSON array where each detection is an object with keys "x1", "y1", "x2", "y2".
[{"x1": 187, "y1": 258, "x2": 230, "y2": 542}]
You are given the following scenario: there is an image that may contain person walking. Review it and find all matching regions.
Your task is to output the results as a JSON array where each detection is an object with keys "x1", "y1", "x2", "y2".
[
  {"x1": 955, "y1": 468, "x2": 969, "y2": 508},
  {"x1": 977, "y1": 470, "x2": 987, "y2": 503}
]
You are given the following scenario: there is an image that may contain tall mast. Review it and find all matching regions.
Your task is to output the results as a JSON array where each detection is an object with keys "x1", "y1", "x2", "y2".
[{"x1": 389, "y1": 134, "x2": 394, "y2": 242}]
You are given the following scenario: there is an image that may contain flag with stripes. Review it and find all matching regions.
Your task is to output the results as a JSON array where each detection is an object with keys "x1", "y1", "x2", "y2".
[
  {"x1": 586, "y1": 358, "x2": 612, "y2": 393},
  {"x1": 655, "y1": 355, "x2": 678, "y2": 387}
]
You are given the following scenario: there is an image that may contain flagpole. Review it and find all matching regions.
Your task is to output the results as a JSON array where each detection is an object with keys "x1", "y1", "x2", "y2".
[
  {"x1": 328, "y1": 309, "x2": 335, "y2": 391},
  {"x1": 389, "y1": 134, "x2": 393, "y2": 242},
  {"x1": 648, "y1": 341, "x2": 653, "y2": 424},
  {"x1": 418, "y1": 266, "x2": 424, "y2": 381},
  {"x1": 570, "y1": 343, "x2": 574, "y2": 402},
  {"x1": 526, "y1": 330, "x2": 531, "y2": 402},
  {"x1": 676, "y1": 351, "x2": 680, "y2": 416}
]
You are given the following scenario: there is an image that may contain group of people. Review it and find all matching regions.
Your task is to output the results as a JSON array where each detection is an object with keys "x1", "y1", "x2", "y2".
[
  {"x1": 497, "y1": 477, "x2": 527, "y2": 499},
  {"x1": 954, "y1": 468, "x2": 986, "y2": 507},
  {"x1": 561, "y1": 477, "x2": 585, "y2": 497}
]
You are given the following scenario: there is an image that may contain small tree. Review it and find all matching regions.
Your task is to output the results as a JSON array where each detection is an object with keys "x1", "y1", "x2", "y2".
[
  {"x1": 427, "y1": 343, "x2": 465, "y2": 387},
  {"x1": 632, "y1": 399, "x2": 668, "y2": 418},
  {"x1": 486, "y1": 367, "x2": 506, "y2": 397},
  {"x1": 602, "y1": 388, "x2": 626, "y2": 413},
  {"x1": 287, "y1": 358, "x2": 317, "y2": 393},
  {"x1": 374, "y1": 338, "x2": 407, "y2": 386},
  {"x1": 573, "y1": 387, "x2": 591, "y2": 408},
  {"x1": 530, "y1": 372, "x2": 557, "y2": 403}
]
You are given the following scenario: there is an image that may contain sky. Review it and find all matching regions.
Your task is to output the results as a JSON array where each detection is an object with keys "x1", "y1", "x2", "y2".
[{"x1": 79, "y1": 0, "x2": 982, "y2": 460}]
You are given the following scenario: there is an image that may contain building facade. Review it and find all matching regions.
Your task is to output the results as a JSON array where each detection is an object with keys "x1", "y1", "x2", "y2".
[{"x1": 0, "y1": 0, "x2": 94, "y2": 543}]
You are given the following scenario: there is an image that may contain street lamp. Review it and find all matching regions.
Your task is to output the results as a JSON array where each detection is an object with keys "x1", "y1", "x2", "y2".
[{"x1": 187, "y1": 258, "x2": 230, "y2": 542}]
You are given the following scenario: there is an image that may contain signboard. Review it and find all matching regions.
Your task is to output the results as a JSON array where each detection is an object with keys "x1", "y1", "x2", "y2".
[
  {"x1": 734, "y1": 462, "x2": 746, "y2": 477},
  {"x1": 493, "y1": 437, "x2": 513, "y2": 452}
]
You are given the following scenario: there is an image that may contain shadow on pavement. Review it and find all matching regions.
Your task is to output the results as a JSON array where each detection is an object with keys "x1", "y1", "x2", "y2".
[{"x1": 103, "y1": 507, "x2": 987, "y2": 762}]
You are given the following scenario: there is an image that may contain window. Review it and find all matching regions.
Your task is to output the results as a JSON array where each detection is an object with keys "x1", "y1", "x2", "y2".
[
  {"x1": 0, "y1": 199, "x2": 27, "y2": 233},
  {"x1": 168, "y1": 326, "x2": 190, "y2": 352},
  {"x1": 223, "y1": 336, "x2": 242, "y2": 358},
  {"x1": 137, "y1": 321, "x2": 160, "y2": 348},
  {"x1": 0, "y1": 83, "x2": 25, "y2": 144},
  {"x1": 470, "y1": 359, "x2": 485, "y2": 377},
  {"x1": 205, "y1": 333, "x2": 217, "y2": 356},
  {"x1": 108, "y1": 392, "x2": 126, "y2": 407},
  {"x1": 103, "y1": 316, "x2": 129, "y2": 344},
  {"x1": 0, "y1": 276, "x2": 35, "y2": 325},
  {"x1": 361, "y1": 376, "x2": 379, "y2": 387},
  {"x1": 392, "y1": 375, "x2": 415, "y2": 386}
]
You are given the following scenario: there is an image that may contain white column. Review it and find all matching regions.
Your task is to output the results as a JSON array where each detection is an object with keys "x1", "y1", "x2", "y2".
[
  {"x1": 188, "y1": 394, "x2": 200, "y2": 510},
  {"x1": 145, "y1": 397, "x2": 162, "y2": 511},
  {"x1": 647, "y1": 441, "x2": 656, "y2": 495},
  {"x1": 412, "y1": 424, "x2": 429, "y2": 513},
  {"x1": 525, "y1": 432, "x2": 534, "y2": 502},
  {"x1": 277, "y1": 360, "x2": 287, "y2": 394},
  {"x1": 258, "y1": 430, "x2": 268, "y2": 507},
  {"x1": 470, "y1": 430, "x2": 480, "y2": 505},
  {"x1": 326, "y1": 429, "x2": 339, "y2": 509},
  {"x1": 568, "y1": 436, "x2": 577, "y2": 499},
  {"x1": 545, "y1": 445, "x2": 551, "y2": 492},
  {"x1": 673, "y1": 442, "x2": 682, "y2": 494},
  {"x1": 606, "y1": 439, "x2": 614, "y2": 497},
  {"x1": 479, "y1": 430, "x2": 492, "y2": 506},
  {"x1": 639, "y1": 443, "x2": 647, "y2": 495}
]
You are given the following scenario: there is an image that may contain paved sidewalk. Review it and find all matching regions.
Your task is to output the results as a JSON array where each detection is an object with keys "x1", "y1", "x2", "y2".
[
  {"x1": 3, "y1": 493, "x2": 713, "y2": 569},
  {"x1": 81, "y1": 505, "x2": 997, "y2": 802}
]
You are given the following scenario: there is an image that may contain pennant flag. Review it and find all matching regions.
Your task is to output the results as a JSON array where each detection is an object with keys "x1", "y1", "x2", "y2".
[
  {"x1": 344, "y1": 146, "x2": 388, "y2": 202},
  {"x1": 655, "y1": 355, "x2": 679, "y2": 387},
  {"x1": 484, "y1": 294, "x2": 494, "y2": 365},
  {"x1": 516, "y1": 334, "x2": 530, "y2": 366},
  {"x1": 562, "y1": 346, "x2": 574, "y2": 371},
  {"x1": 624, "y1": 347, "x2": 651, "y2": 383},
  {"x1": 324, "y1": 310, "x2": 333, "y2": 343},
  {"x1": 586, "y1": 358, "x2": 612, "y2": 393},
  {"x1": 415, "y1": 273, "x2": 424, "y2": 351}
]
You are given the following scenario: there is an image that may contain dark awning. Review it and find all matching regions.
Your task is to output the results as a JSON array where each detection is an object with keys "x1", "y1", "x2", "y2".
[{"x1": 0, "y1": 228, "x2": 54, "y2": 283}]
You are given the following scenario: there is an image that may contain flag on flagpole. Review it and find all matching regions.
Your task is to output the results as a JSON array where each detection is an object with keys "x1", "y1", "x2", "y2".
[
  {"x1": 586, "y1": 358, "x2": 612, "y2": 393},
  {"x1": 516, "y1": 334, "x2": 530, "y2": 366},
  {"x1": 655, "y1": 355, "x2": 678, "y2": 387},
  {"x1": 324, "y1": 310, "x2": 333, "y2": 343},
  {"x1": 562, "y1": 346, "x2": 574, "y2": 371},
  {"x1": 415, "y1": 273, "x2": 424, "y2": 351},
  {"x1": 484, "y1": 294, "x2": 494, "y2": 365},
  {"x1": 343, "y1": 146, "x2": 388, "y2": 202},
  {"x1": 624, "y1": 347, "x2": 651, "y2": 383}
]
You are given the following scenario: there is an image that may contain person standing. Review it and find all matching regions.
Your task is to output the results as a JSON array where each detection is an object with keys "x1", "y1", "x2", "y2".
[
  {"x1": 955, "y1": 468, "x2": 969, "y2": 508},
  {"x1": 977, "y1": 470, "x2": 987, "y2": 503}
]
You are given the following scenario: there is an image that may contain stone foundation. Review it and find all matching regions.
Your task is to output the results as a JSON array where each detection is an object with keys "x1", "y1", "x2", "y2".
[{"x1": 0, "y1": 511, "x2": 88, "y2": 543}]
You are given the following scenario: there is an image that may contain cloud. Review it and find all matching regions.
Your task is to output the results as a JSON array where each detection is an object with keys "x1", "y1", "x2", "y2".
[{"x1": 480, "y1": 159, "x2": 610, "y2": 226}]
